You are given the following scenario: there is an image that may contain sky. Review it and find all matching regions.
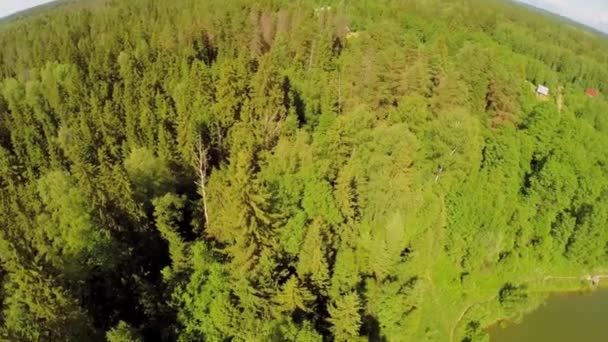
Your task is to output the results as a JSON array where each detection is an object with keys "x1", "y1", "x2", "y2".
[
  {"x1": 0, "y1": 0, "x2": 56, "y2": 18},
  {"x1": 0, "y1": 0, "x2": 607, "y2": 33},
  {"x1": 515, "y1": 0, "x2": 608, "y2": 33}
]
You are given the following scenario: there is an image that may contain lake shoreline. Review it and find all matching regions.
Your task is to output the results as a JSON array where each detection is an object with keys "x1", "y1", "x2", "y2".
[
  {"x1": 486, "y1": 277, "x2": 608, "y2": 341},
  {"x1": 482, "y1": 272, "x2": 608, "y2": 328}
]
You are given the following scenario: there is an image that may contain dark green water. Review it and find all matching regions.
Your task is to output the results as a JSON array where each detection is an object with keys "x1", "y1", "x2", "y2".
[{"x1": 490, "y1": 289, "x2": 608, "y2": 342}]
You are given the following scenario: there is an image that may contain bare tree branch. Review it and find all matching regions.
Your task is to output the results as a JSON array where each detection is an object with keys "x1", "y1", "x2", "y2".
[{"x1": 194, "y1": 136, "x2": 210, "y2": 226}]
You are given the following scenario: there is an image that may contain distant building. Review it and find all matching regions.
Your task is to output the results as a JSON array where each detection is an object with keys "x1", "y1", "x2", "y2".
[
  {"x1": 585, "y1": 88, "x2": 599, "y2": 97},
  {"x1": 536, "y1": 85, "x2": 549, "y2": 97}
]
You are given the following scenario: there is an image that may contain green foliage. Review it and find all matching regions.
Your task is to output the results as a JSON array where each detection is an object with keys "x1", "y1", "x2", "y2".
[
  {"x1": 153, "y1": 193, "x2": 190, "y2": 281},
  {"x1": 124, "y1": 147, "x2": 175, "y2": 203},
  {"x1": 36, "y1": 171, "x2": 116, "y2": 278},
  {"x1": 106, "y1": 321, "x2": 143, "y2": 342},
  {"x1": 1, "y1": 271, "x2": 95, "y2": 341},
  {"x1": 327, "y1": 292, "x2": 363, "y2": 342}
]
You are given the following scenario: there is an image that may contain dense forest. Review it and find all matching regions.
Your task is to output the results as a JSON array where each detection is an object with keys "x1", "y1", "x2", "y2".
[{"x1": 1, "y1": 0, "x2": 608, "y2": 341}]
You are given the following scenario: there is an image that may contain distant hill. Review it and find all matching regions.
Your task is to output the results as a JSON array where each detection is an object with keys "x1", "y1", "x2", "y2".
[{"x1": 4, "y1": 0, "x2": 604, "y2": 37}]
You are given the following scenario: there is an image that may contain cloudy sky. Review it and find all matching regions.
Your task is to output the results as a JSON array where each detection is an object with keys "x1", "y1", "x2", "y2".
[
  {"x1": 514, "y1": 0, "x2": 608, "y2": 33},
  {"x1": 1, "y1": 0, "x2": 607, "y2": 33},
  {"x1": 0, "y1": 0, "x2": 55, "y2": 18}
]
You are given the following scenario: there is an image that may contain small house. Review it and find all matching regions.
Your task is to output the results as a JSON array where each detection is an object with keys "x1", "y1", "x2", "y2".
[
  {"x1": 536, "y1": 85, "x2": 549, "y2": 97},
  {"x1": 585, "y1": 88, "x2": 599, "y2": 97}
]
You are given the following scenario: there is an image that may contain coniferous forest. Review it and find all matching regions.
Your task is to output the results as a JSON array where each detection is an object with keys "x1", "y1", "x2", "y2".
[{"x1": 2, "y1": 0, "x2": 608, "y2": 341}]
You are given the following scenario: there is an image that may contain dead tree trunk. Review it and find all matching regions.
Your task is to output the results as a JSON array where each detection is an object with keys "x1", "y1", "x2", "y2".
[
  {"x1": 338, "y1": 66, "x2": 342, "y2": 115},
  {"x1": 308, "y1": 41, "x2": 316, "y2": 71},
  {"x1": 435, "y1": 165, "x2": 444, "y2": 183}
]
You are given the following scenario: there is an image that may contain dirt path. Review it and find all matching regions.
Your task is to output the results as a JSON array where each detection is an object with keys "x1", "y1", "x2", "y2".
[
  {"x1": 449, "y1": 298, "x2": 495, "y2": 342},
  {"x1": 543, "y1": 274, "x2": 608, "y2": 284},
  {"x1": 543, "y1": 275, "x2": 578, "y2": 281}
]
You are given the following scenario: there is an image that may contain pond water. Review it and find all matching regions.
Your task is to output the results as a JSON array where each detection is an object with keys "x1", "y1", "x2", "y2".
[{"x1": 490, "y1": 289, "x2": 608, "y2": 342}]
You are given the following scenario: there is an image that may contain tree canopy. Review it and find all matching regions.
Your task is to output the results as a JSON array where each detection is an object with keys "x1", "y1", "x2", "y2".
[{"x1": 1, "y1": 0, "x2": 608, "y2": 341}]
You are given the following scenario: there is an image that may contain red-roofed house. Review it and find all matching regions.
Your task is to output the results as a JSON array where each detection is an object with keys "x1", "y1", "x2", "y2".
[{"x1": 585, "y1": 88, "x2": 599, "y2": 97}]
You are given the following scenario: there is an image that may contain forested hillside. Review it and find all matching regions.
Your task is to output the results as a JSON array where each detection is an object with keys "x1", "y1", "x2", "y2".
[{"x1": 2, "y1": 0, "x2": 608, "y2": 341}]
